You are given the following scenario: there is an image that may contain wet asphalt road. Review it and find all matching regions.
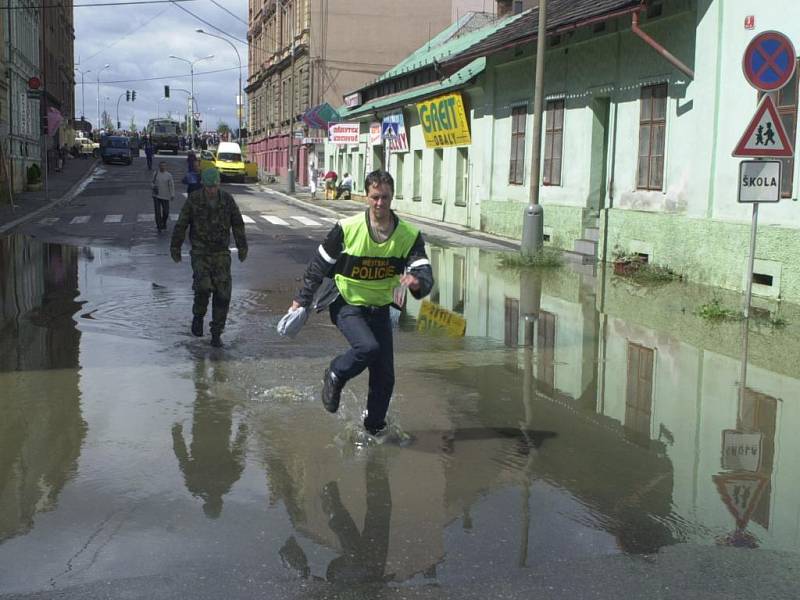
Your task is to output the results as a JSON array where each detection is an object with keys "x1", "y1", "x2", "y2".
[{"x1": 2, "y1": 155, "x2": 800, "y2": 599}]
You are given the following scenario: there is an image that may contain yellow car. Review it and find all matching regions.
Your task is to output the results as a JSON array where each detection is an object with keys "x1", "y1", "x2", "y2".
[{"x1": 199, "y1": 142, "x2": 246, "y2": 182}]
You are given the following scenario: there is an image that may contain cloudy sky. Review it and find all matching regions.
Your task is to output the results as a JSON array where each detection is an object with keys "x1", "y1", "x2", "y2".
[{"x1": 74, "y1": 0, "x2": 248, "y2": 132}]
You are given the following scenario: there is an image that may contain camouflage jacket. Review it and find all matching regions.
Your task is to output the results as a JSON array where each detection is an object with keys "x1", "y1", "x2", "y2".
[{"x1": 171, "y1": 188, "x2": 247, "y2": 255}]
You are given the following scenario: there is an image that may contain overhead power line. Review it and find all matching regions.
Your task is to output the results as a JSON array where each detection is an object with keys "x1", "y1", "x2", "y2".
[
  {"x1": 209, "y1": 0, "x2": 247, "y2": 26},
  {"x1": 3, "y1": 0, "x2": 195, "y2": 7},
  {"x1": 169, "y1": 0, "x2": 247, "y2": 45},
  {"x1": 81, "y1": 5, "x2": 171, "y2": 63},
  {"x1": 102, "y1": 64, "x2": 240, "y2": 83}
]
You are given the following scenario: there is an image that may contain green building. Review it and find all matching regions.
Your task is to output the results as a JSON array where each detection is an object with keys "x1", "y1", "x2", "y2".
[{"x1": 329, "y1": 0, "x2": 800, "y2": 304}]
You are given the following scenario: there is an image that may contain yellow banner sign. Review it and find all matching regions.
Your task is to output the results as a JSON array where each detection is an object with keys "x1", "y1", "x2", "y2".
[
  {"x1": 417, "y1": 300, "x2": 467, "y2": 337},
  {"x1": 417, "y1": 93, "x2": 471, "y2": 148}
]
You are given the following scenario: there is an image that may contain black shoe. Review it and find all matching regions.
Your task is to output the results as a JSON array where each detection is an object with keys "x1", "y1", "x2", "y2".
[
  {"x1": 364, "y1": 421, "x2": 387, "y2": 437},
  {"x1": 321, "y1": 368, "x2": 343, "y2": 413},
  {"x1": 210, "y1": 332, "x2": 223, "y2": 348},
  {"x1": 191, "y1": 316, "x2": 203, "y2": 337}
]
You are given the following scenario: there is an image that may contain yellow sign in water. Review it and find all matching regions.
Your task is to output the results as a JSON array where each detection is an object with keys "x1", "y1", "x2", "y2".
[
  {"x1": 417, "y1": 300, "x2": 467, "y2": 337},
  {"x1": 417, "y1": 92, "x2": 471, "y2": 148}
]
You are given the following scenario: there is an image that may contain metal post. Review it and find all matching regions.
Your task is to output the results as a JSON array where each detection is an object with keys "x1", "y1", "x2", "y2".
[
  {"x1": 742, "y1": 202, "x2": 759, "y2": 319},
  {"x1": 286, "y1": 0, "x2": 296, "y2": 193},
  {"x1": 520, "y1": 0, "x2": 547, "y2": 257}
]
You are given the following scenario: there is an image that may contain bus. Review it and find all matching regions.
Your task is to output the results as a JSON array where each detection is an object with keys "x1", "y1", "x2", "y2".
[{"x1": 146, "y1": 118, "x2": 182, "y2": 155}]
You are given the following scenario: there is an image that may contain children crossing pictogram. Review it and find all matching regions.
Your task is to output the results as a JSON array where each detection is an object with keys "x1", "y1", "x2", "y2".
[{"x1": 732, "y1": 95, "x2": 794, "y2": 157}]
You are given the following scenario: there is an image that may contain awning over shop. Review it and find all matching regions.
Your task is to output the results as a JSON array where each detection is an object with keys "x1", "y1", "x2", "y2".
[
  {"x1": 339, "y1": 57, "x2": 486, "y2": 120},
  {"x1": 301, "y1": 102, "x2": 340, "y2": 129}
]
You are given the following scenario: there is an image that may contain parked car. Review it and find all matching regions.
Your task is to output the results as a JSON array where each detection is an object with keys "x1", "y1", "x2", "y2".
[
  {"x1": 100, "y1": 136, "x2": 132, "y2": 165},
  {"x1": 199, "y1": 142, "x2": 246, "y2": 181}
]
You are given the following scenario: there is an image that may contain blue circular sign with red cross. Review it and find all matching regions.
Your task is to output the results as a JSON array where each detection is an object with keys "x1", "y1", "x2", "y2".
[{"x1": 742, "y1": 31, "x2": 797, "y2": 92}]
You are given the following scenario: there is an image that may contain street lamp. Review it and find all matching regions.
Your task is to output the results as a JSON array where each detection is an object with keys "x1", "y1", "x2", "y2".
[
  {"x1": 195, "y1": 29, "x2": 243, "y2": 145},
  {"x1": 96, "y1": 64, "x2": 111, "y2": 131},
  {"x1": 74, "y1": 66, "x2": 91, "y2": 120},
  {"x1": 169, "y1": 54, "x2": 214, "y2": 148}
]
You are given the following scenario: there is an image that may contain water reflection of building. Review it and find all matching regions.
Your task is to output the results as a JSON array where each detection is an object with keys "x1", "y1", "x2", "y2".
[
  {"x1": 412, "y1": 244, "x2": 800, "y2": 552},
  {"x1": 0, "y1": 235, "x2": 85, "y2": 543}
]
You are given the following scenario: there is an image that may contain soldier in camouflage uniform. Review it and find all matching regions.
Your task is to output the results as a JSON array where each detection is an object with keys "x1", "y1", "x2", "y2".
[{"x1": 170, "y1": 168, "x2": 248, "y2": 347}]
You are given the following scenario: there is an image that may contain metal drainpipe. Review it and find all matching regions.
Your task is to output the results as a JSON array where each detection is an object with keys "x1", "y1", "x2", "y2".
[{"x1": 631, "y1": 11, "x2": 695, "y2": 80}]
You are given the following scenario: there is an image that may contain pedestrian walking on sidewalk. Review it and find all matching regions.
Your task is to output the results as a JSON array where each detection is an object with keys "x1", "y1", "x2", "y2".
[
  {"x1": 170, "y1": 167, "x2": 248, "y2": 348},
  {"x1": 144, "y1": 138, "x2": 155, "y2": 170},
  {"x1": 183, "y1": 161, "x2": 202, "y2": 196},
  {"x1": 152, "y1": 161, "x2": 175, "y2": 231},
  {"x1": 289, "y1": 170, "x2": 433, "y2": 436}
]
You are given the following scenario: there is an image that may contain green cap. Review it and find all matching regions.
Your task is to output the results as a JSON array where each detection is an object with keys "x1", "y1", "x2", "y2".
[{"x1": 202, "y1": 167, "x2": 221, "y2": 187}]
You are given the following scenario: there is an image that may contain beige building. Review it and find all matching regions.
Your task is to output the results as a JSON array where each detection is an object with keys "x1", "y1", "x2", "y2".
[{"x1": 245, "y1": 0, "x2": 493, "y2": 185}]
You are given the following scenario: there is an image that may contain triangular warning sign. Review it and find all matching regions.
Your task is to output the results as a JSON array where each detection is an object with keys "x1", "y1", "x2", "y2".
[
  {"x1": 712, "y1": 472, "x2": 769, "y2": 530},
  {"x1": 733, "y1": 95, "x2": 794, "y2": 157}
]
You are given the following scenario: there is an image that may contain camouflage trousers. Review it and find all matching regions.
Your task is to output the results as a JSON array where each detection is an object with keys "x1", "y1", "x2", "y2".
[{"x1": 191, "y1": 252, "x2": 232, "y2": 334}]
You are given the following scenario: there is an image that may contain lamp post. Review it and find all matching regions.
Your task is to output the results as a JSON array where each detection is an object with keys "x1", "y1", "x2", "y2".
[
  {"x1": 74, "y1": 66, "x2": 91, "y2": 119},
  {"x1": 279, "y1": 0, "x2": 296, "y2": 192},
  {"x1": 195, "y1": 29, "x2": 242, "y2": 145},
  {"x1": 95, "y1": 64, "x2": 111, "y2": 132},
  {"x1": 169, "y1": 54, "x2": 214, "y2": 149}
]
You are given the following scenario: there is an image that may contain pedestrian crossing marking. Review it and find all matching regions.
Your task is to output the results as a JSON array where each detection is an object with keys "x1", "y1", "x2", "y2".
[
  {"x1": 320, "y1": 217, "x2": 339, "y2": 224},
  {"x1": 290, "y1": 216, "x2": 323, "y2": 226},
  {"x1": 104, "y1": 214, "x2": 123, "y2": 223},
  {"x1": 170, "y1": 213, "x2": 178, "y2": 221},
  {"x1": 261, "y1": 215, "x2": 290, "y2": 226},
  {"x1": 70, "y1": 216, "x2": 90, "y2": 224},
  {"x1": 137, "y1": 214, "x2": 154, "y2": 222},
  {"x1": 242, "y1": 215, "x2": 256, "y2": 224},
  {"x1": 39, "y1": 217, "x2": 59, "y2": 225}
]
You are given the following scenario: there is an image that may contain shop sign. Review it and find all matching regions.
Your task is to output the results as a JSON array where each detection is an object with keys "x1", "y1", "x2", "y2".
[
  {"x1": 417, "y1": 92, "x2": 471, "y2": 148},
  {"x1": 328, "y1": 122, "x2": 360, "y2": 145},
  {"x1": 302, "y1": 137, "x2": 326, "y2": 145},
  {"x1": 369, "y1": 122, "x2": 382, "y2": 146},
  {"x1": 381, "y1": 113, "x2": 408, "y2": 152},
  {"x1": 344, "y1": 92, "x2": 362, "y2": 108}
]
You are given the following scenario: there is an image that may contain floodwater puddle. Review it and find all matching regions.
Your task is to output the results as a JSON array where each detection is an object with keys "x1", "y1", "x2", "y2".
[{"x1": 2, "y1": 233, "x2": 800, "y2": 596}]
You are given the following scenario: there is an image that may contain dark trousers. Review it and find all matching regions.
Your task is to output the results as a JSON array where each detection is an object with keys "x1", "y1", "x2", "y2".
[
  {"x1": 146, "y1": 154, "x2": 153, "y2": 170},
  {"x1": 153, "y1": 197, "x2": 169, "y2": 230},
  {"x1": 330, "y1": 299, "x2": 394, "y2": 430},
  {"x1": 191, "y1": 253, "x2": 232, "y2": 334}
]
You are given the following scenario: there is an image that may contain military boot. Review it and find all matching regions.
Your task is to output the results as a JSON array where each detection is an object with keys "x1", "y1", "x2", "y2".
[
  {"x1": 191, "y1": 316, "x2": 203, "y2": 337},
  {"x1": 210, "y1": 331, "x2": 223, "y2": 348}
]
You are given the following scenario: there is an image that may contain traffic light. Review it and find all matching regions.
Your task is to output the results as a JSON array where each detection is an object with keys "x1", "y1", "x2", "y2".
[
  {"x1": 132, "y1": 90, "x2": 136, "y2": 101},
  {"x1": 164, "y1": 85, "x2": 170, "y2": 98},
  {"x1": 126, "y1": 90, "x2": 130, "y2": 102}
]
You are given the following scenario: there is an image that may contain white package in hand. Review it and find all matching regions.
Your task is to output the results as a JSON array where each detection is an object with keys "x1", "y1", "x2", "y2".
[{"x1": 277, "y1": 306, "x2": 308, "y2": 338}]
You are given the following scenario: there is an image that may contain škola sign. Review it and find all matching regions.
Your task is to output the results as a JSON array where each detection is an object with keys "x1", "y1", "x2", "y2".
[{"x1": 417, "y1": 92, "x2": 471, "y2": 148}]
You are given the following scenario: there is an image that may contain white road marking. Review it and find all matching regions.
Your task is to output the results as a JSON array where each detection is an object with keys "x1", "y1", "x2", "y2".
[
  {"x1": 242, "y1": 215, "x2": 255, "y2": 224},
  {"x1": 170, "y1": 213, "x2": 178, "y2": 221},
  {"x1": 290, "y1": 216, "x2": 322, "y2": 226},
  {"x1": 261, "y1": 214, "x2": 290, "y2": 226},
  {"x1": 39, "y1": 217, "x2": 59, "y2": 225},
  {"x1": 137, "y1": 213, "x2": 154, "y2": 222},
  {"x1": 70, "y1": 216, "x2": 90, "y2": 224},
  {"x1": 104, "y1": 214, "x2": 123, "y2": 223},
  {"x1": 320, "y1": 217, "x2": 339, "y2": 224}
]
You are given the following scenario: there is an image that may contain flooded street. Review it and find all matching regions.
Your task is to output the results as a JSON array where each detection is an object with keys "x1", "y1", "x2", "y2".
[{"x1": 2, "y1": 233, "x2": 800, "y2": 599}]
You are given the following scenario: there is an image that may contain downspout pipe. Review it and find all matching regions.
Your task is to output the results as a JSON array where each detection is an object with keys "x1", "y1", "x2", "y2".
[{"x1": 631, "y1": 11, "x2": 695, "y2": 80}]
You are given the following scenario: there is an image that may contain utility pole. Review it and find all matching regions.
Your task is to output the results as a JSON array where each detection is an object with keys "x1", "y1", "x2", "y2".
[
  {"x1": 286, "y1": 0, "x2": 296, "y2": 193},
  {"x1": 520, "y1": 0, "x2": 547, "y2": 257}
]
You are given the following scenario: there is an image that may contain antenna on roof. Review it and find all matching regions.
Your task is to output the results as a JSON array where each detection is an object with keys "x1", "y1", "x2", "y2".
[{"x1": 428, "y1": 23, "x2": 431, "y2": 50}]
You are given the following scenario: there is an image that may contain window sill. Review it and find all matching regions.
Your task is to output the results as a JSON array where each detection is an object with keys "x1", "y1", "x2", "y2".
[
  {"x1": 509, "y1": 181, "x2": 524, "y2": 186},
  {"x1": 395, "y1": 195, "x2": 404, "y2": 200},
  {"x1": 412, "y1": 196, "x2": 422, "y2": 202},
  {"x1": 432, "y1": 198, "x2": 442, "y2": 204}
]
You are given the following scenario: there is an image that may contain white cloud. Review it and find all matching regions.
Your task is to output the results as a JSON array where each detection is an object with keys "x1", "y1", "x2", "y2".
[{"x1": 74, "y1": 0, "x2": 248, "y2": 132}]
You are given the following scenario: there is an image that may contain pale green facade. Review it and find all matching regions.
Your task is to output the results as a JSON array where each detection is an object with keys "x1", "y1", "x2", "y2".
[{"x1": 329, "y1": 0, "x2": 800, "y2": 302}]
